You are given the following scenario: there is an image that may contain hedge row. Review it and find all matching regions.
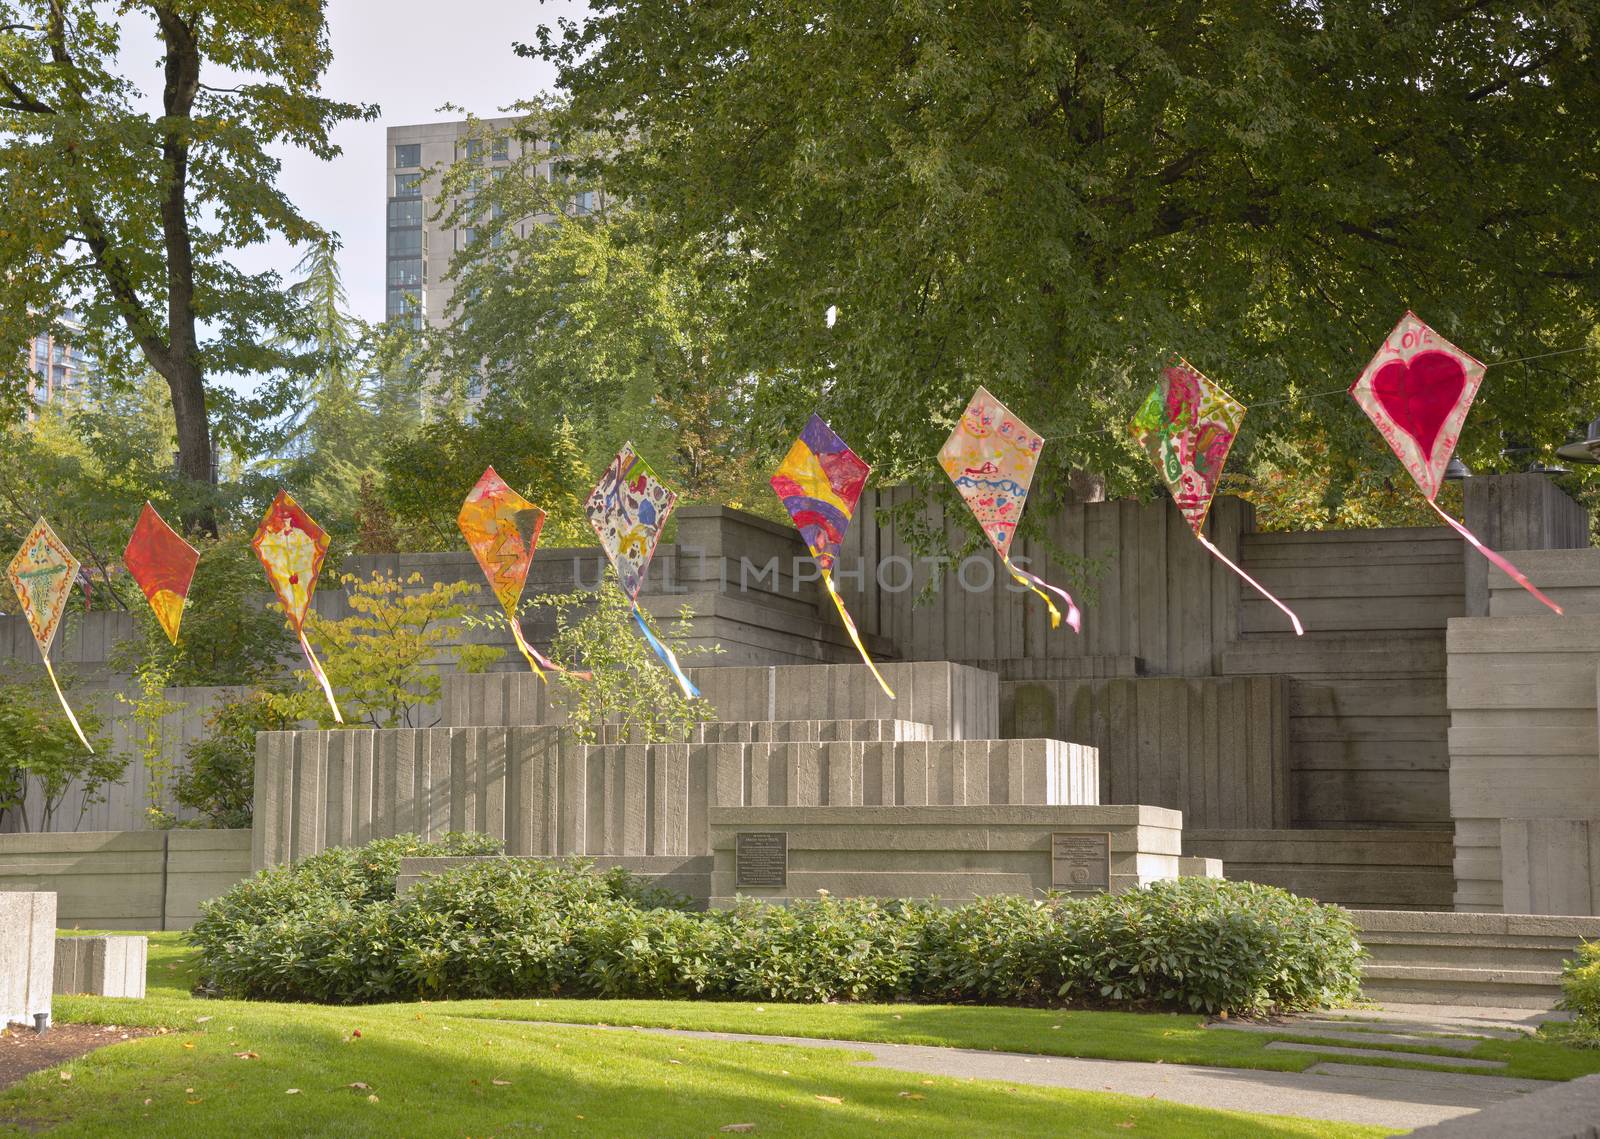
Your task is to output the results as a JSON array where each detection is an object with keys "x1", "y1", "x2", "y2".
[{"x1": 189, "y1": 834, "x2": 1364, "y2": 1014}]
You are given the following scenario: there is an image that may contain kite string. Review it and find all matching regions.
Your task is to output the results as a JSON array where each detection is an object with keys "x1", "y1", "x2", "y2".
[
  {"x1": 1034, "y1": 343, "x2": 1596, "y2": 445},
  {"x1": 42, "y1": 655, "x2": 94, "y2": 752}
]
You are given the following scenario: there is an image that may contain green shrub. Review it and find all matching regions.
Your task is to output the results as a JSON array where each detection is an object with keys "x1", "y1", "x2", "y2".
[
  {"x1": 1560, "y1": 940, "x2": 1600, "y2": 1046},
  {"x1": 190, "y1": 836, "x2": 1364, "y2": 1014},
  {"x1": 174, "y1": 692, "x2": 293, "y2": 829}
]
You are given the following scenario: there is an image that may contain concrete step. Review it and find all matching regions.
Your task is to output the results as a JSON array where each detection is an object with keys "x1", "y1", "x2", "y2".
[
  {"x1": 1362, "y1": 965, "x2": 1564, "y2": 1009},
  {"x1": 1220, "y1": 632, "x2": 1444, "y2": 678},
  {"x1": 1289, "y1": 1016, "x2": 1526, "y2": 1042},
  {"x1": 1207, "y1": 1021, "x2": 1482, "y2": 1051}
]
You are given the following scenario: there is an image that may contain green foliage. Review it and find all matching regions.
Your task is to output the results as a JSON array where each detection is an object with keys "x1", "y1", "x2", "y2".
[
  {"x1": 173, "y1": 692, "x2": 292, "y2": 829},
  {"x1": 532, "y1": 2, "x2": 1600, "y2": 529},
  {"x1": 115, "y1": 649, "x2": 184, "y2": 827},
  {"x1": 0, "y1": 666, "x2": 124, "y2": 832},
  {"x1": 190, "y1": 838, "x2": 1363, "y2": 1014},
  {"x1": 1561, "y1": 941, "x2": 1600, "y2": 1047},
  {"x1": 271, "y1": 571, "x2": 503, "y2": 729},
  {"x1": 0, "y1": 2, "x2": 376, "y2": 492},
  {"x1": 536, "y1": 576, "x2": 717, "y2": 743},
  {"x1": 377, "y1": 412, "x2": 593, "y2": 550}
]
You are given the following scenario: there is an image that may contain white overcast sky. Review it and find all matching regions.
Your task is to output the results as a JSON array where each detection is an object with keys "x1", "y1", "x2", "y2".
[{"x1": 121, "y1": 0, "x2": 591, "y2": 325}]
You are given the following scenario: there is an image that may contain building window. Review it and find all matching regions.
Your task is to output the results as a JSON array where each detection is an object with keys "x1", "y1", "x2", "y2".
[
  {"x1": 492, "y1": 137, "x2": 509, "y2": 161},
  {"x1": 574, "y1": 190, "x2": 596, "y2": 215},
  {"x1": 387, "y1": 198, "x2": 424, "y2": 227},
  {"x1": 395, "y1": 171, "x2": 422, "y2": 198},
  {"x1": 394, "y1": 142, "x2": 421, "y2": 168},
  {"x1": 459, "y1": 138, "x2": 483, "y2": 164},
  {"x1": 457, "y1": 228, "x2": 477, "y2": 250},
  {"x1": 387, "y1": 258, "x2": 424, "y2": 287},
  {"x1": 387, "y1": 288, "x2": 423, "y2": 325},
  {"x1": 387, "y1": 228, "x2": 423, "y2": 257}
]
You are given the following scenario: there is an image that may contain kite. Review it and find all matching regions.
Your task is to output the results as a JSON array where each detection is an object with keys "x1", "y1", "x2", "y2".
[
  {"x1": 1351, "y1": 311, "x2": 1561, "y2": 615},
  {"x1": 6, "y1": 518, "x2": 93, "y2": 749},
  {"x1": 251, "y1": 490, "x2": 343, "y2": 722},
  {"x1": 938, "y1": 386, "x2": 1082, "y2": 633},
  {"x1": 458, "y1": 466, "x2": 587, "y2": 681},
  {"x1": 584, "y1": 443, "x2": 698, "y2": 697},
  {"x1": 1130, "y1": 359, "x2": 1305, "y2": 635},
  {"x1": 771, "y1": 413, "x2": 893, "y2": 698},
  {"x1": 123, "y1": 503, "x2": 199, "y2": 646}
]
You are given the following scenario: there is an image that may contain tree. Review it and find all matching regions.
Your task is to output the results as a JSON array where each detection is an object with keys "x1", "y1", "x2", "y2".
[
  {"x1": 0, "y1": 3, "x2": 375, "y2": 526},
  {"x1": 271, "y1": 571, "x2": 503, "y2": 730},
  {"x1": 533, "y1": 3, "x2": 1600, "y2": 520},
  {"x1": 0, "y1": 665, "x2": 123, "y2": 831},
  {"x1": 422, "y1": 111, "x2": 773, "y2": 508}
]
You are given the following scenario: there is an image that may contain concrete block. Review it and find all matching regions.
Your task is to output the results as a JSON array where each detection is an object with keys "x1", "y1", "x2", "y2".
[
  {"x1": 1, "y1": 892, "x2": 55, "y2": 1028},
  {"x1": 54, "y1": 935, "x2": 147, "y2": 998},
  {"x1": 1178, "y1": 856, "x2": 1223, "y2": 878}
]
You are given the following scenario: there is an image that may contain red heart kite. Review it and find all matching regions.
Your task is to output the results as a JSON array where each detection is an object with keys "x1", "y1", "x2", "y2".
[{"x1": 1351, "y1": 311, "x2": 1560, "y2": 615}]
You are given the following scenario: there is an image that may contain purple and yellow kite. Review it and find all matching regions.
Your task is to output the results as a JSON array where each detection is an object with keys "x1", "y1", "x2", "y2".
[
  {"x1": 584, "y1": 443, "x2": 698, "y2": 698},
  {"x1": 1129, "y1": 360, "x2": 1304, "y2": 635},
  {"x1": 938, "y1": 386, "x2": 1081, "y2": 632},
  {"x1": 6, "y1": 517, "x2": 92, "y2": 749},
  {"x1": 1350, "y1": 311, "x2": 1560, "y2": 615},
  {"x1": 251, "y1": 490, "x2": 343, "y2": 722},
  {"x1": 771, "y1": 414, "x2": 893, "y2": 698}
]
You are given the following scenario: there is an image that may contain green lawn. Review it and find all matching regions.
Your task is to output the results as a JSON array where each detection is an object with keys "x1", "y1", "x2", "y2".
[{"x1": 0, "y1": 930, "x2": 1578, "y2": 1136}]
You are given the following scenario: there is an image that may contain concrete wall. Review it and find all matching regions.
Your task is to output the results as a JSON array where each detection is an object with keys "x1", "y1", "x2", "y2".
[
  {"x1": 1002, "y1": 675, "x2": 1289, "y2": 830},
  {"x1": 1463, "y1": 474, "x2": 1591, "y2": 617},
  {"x1": 442, "y1": 661, "x2": 1001, "y2": 742},
  {"x1": 1185, "y1": 829, "x2": 1454, "y2": 911},
  {"x1": 0, "y1": 829, "x2": 252, "y2": 930},
  {"x1": 707, "y1": 804, "x2": 1184, "y2": 905},
  {"x1": 0, "y1": 892, "x2": 54, "y2": 1028},
  {"x1": 254, "y1": 725, "x2": 1098, "y2": 869}
]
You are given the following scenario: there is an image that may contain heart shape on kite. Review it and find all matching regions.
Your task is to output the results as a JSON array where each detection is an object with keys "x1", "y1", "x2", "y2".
[{"x1": 1371, "y1": 350, "x2": 1468, "y2": 463}]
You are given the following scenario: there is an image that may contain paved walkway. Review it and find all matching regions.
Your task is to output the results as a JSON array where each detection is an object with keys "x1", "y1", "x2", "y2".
[{"x1": 512, "y1": 1014, "x2": 1554, "y2": 1130}]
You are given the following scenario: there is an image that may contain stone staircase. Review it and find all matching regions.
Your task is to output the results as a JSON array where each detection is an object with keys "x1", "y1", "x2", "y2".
[{"x1": 1352, "y1": 910, "x2": 1600, "y2": 1008}]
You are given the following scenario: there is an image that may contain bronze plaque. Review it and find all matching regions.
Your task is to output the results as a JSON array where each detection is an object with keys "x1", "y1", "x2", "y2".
[
  {"x1": 735, "y1": 831, "x2": 787, "y2": 889},
  {"x1": 1052, "y1": 832, "x2": 1111, "y2": 893}
]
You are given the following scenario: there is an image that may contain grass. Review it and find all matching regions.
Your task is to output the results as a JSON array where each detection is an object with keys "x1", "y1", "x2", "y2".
[
  {"x1": 0, "y1": 935, "x2": 1399, "y2": 1138},
  {"x1": 10, "y1": 928, "x2": 1599, "y2": 1135}
]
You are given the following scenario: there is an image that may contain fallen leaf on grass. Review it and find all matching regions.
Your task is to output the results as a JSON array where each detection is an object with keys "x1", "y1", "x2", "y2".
[
  {"x1": 919, "y1": 1080, "x2": 933, "y2": 1086},
  {"x1": 348, "y1": 1083, "x2": 371, "y2": 1091},
  {"x1": 1116, "y1": 1123, "x2": 1135, "y2": 1130},
  {"x1": 195, "y1": 1016, "x2": 213, "y2": 1024},
  {"x1": 182, "y1": 1042, "x2": 195, "y2": 1051},
  {"x1": 186, "y1": 1098, "x2": 202, "y2": 1106},
  {"x1": 491, "y1": 1079, "x2": 511, "y2": 1086},
  {"x1": 367, "y1": 1094, "x2": 380, "y2": 1103},
  {"x1": 58, "y1": 1072, "x2": 71, "y2": 1082},
  {"x1": 185, "y1": 1088, "x2": 195, "y2": 1094},
  {"x1": 897, "y1": 1092, "x2": 925, "y2": 1100},
  {"x1": 234, "y1": 1052, "x2": 259, "y2": 1060},
  {"x1": 286, "y1": 1089, "x2": 300, "y2": 1095},
  {"x1": 814, "y1": 1095, "x2": 843, "y2": 1105},
  {"x1": 720, "y1": 1126, "x2": 756, "y2": 1134}
]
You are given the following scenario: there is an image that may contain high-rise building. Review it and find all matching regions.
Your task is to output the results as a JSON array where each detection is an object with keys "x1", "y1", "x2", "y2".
[
  {"x1": 23, "y1": 312, "x2": 91, "y2": 415},
  {"x1": 385, "y1": 117, "x2": 579, "y2": 333}
]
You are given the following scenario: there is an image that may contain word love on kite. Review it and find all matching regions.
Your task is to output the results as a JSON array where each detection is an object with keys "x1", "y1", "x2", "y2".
[
  {"x1": 1130, "y1": 360, "x2": 1304, "y2": 635},
  {"x1": 938, "y1": 386, "x2": 1081, "y2": 633},
  {"x1": 1350, "y1": 311, "x2": 1561, "y2": 616},
  {"x1": 584, "y1": 443, "x2": 698, "y2": 698},
  {"x1": 123, "y1": 503, "x2": 199, "y2": 646},
  {"x1": 458, "y1": 466, "x2": 585, "y2": 681},
  {"x1": 771, "y1": 413, "x2": 893, "y2": 698},
  {"x1": 251, "y1": 490, "x2": 343, "y2": 722},
  {"x1": 7, "y1": 518, "x2": 94, "y2": 749}
]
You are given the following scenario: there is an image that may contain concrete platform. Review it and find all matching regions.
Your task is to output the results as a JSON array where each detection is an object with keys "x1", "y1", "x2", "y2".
[{"x1": 0, "y1": 892, "x2": 55, "y2": 1029}]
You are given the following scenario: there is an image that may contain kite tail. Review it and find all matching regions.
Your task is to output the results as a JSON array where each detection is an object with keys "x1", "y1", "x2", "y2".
[
  {"x1": 1428, "y1": 498, "x2": 1564, "y2": 617},
  {"x1": 1196, "y1": 532, "x2": 1306, "y2": 637},
  {"x1": 632, "y1": 604, "x2": 699, "y2": 698},
  {"x1": 510, "y1": 617, "x2": 594, "y2": 683},
  {"x1": 821, "y1": 569, "x2": 895, "y2": 699},
  {"x1": 297, "y1": 629, "x2": 344, "y2": 724},
  {"x1": 41, "y1": 656, "x2": 93, "y2": 752},
  {"x1": 1003, "y1": 556, "x2": 1083, "y2": 633}
]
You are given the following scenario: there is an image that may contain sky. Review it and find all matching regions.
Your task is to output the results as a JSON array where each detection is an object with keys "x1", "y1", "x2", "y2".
[{"x1": 195, "y1": 0, "x2": 590, "y2": 324}]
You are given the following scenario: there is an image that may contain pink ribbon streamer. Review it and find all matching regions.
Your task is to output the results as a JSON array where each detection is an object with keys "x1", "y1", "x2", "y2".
[
  {"x1": 510, "y1": 617, "x2": 593, "y2": 682},
  {"x1": 1427, "y1": 498, "x2": 1564, "y2": 616},
  {"x1": 1003, "y1": 556, "x2": 1083, "y2": 633},
  {"x1": 1196, "y1": 533, "x2": 1305, "y2": 636}
]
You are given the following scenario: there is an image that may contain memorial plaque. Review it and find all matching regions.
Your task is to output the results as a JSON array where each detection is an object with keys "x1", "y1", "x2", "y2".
[
  {"x1": 736, "y1": 831, "x2": 787, "y2": 889},
  {"x1": 1051, "y1": 832, "x2": 1110, "y2": 892}
]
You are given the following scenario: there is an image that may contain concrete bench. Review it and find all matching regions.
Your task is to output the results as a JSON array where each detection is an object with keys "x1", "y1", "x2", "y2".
[
  {"x1": 53, "y1": 935, "x2": 147, "y2": 999},
  {"x1": 1, "y1": 892, "x2": 55, "y2": 1029}
]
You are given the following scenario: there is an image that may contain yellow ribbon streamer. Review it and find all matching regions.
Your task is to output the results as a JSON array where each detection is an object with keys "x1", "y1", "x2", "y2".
[
  {"x1": 1002, "y1": 556, "x2": 1082, "y2": 633},
  {"x1": 822, "y1": 569, "x2": 894, "y2": 699},
  {"x1": 42, "y1": 655, "x2": 92, "y2": 752}
]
